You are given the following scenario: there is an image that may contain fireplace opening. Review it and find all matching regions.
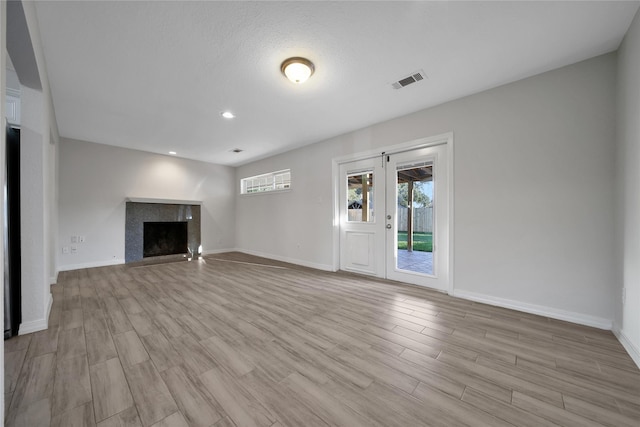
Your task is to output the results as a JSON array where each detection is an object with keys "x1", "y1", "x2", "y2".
[{"x1": 143, "y1": 221, "x2": 188, "y2": 258}]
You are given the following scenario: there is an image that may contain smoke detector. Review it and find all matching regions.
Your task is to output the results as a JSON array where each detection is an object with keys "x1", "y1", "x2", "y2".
[{"x1": 391, "y1": 70, "x2": 427, "y2": 89}]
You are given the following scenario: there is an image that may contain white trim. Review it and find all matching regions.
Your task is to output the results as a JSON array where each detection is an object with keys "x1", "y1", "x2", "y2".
[
  {"x1": 46, "y1": 292, "x2": 52, "y2": 326},
  {"x1": 58, "y1": 258, "x2": 125, "y2": 272},
  {"x1": 58, "y1": 249, "x2": 236, "y2": 271},
  {"x1": 125, "y1": 197, "x2": 202, "y2": 205},
  {"x1": 331, "y1": 159, "x2": 340, "y2": 271},
  {"x1": 19, "y1": 294, "x2": 52, "y2": 335},
  {"x1": 331, "y1": 131, "x2": 455, "y2": 287},
  {"x1": 447, "y1": 134, "x2": 455, "y2": 296},
  {"x1": 239, "y1": 188, "x2": 291, "y2": 197},
  {"x1": 235, "y1": 248, "x2": 335, "y2": 272},
  {"x1": 49, "y1": 271, "x2": 58, "y2": 285},
  {"x1": 19, "y1": 319, "x2": 48, "y2": 335},
  {"x1": 58, "y1": 250, "x2": 241, "y2": 272},
  {"x1": 613, "y1": 324, "x2": 640, "y2": 369},
  {"x1": 453, "y1": 289, "x2": 613, "y2": 330},
  {"x1": 201, "y1": 248, "x2": 239, "y2": 256}
]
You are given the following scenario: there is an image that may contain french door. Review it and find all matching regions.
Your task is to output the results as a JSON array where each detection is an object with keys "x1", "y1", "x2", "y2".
[
  {"x1": 339, "y1": 158, "x2": 386, "y2": 277},
  {"x1": 339, "y1": 143, "x2": 449, "y2": 291}
]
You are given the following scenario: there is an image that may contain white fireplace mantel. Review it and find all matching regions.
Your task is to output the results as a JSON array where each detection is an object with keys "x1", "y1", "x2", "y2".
[{"x1": 125, "y1": 197, "x2": 202, "y2": 205}]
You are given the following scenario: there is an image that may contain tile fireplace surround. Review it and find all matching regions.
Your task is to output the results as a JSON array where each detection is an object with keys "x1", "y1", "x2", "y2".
[{"x1": 125, "y1": 198, "x2": 202, "y2": 263}]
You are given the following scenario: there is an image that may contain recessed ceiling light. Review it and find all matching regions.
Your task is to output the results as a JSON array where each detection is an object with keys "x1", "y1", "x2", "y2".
[
  {"x1": 168, "y1": 151, "x2": 177, "y2": 155},
  {"x1": 221, "y1": 111, "x2": 235, "y2": 119},
  {"x1": 281, "y1": 57, "x2": 315, "y2": 84}
]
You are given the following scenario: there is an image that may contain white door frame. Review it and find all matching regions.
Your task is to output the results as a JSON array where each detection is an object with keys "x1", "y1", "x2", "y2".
[{"x1": 332, "y1": 132, "x2": 455, "y2": 295}]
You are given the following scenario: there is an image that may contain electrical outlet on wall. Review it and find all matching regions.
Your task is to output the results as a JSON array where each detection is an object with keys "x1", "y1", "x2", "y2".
[
  {"x1": 71, "y1": 245, "x2": 77, "y2": 254},
  {"x1": 62, "y1": 246, "x2": 69, "y2": 254},
  {"x1": 79, "y1": 236, "x2": 86, "y2": 243}
]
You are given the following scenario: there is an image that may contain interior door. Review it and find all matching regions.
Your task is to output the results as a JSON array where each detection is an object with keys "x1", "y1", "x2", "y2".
[
  {"x1": 339, "y1": 158, "x2": 385, "y2": 276},
  {"x1": 385, "y1": 144, "x2": 449, "y2": 290}
]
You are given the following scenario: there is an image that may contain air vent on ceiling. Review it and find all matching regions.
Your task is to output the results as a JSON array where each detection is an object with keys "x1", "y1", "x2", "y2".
[{"x1": 391, "y1": 70, "x2": 427, "y2": 89}]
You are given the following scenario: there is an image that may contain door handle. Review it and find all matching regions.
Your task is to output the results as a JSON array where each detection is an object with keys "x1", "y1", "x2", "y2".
[{"x1": 386, "y1": 224, "x2": 392, "y2": 229}]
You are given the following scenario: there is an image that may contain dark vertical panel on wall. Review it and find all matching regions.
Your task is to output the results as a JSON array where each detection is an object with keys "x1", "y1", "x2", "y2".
[{"x1": 4, "y1": 127, "x2": 22, "y2": 338}]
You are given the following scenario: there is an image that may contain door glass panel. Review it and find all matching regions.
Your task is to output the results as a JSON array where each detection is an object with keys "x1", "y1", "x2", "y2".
[
  {"x1": 396, "y1": 162, "x2": 434, "y2": 275},
  {"x1": 347, "y1": 171, "x2": 374, "y2": 222}
]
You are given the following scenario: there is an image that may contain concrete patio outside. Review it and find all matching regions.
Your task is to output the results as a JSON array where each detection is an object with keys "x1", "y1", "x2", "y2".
[{"x1": 396, "y1": 249, "x2": 433, "y2": 275}]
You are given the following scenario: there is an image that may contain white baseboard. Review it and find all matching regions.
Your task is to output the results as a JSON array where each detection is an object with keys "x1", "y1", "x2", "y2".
[
  {"x1": 201, "y1": 248, "x2": 239, "y2": 256},
  {"x1": 58, "y1": 251, "x2": 238, "y2": 271},
  {"x1": 231, "y1": 248, "x2": 335, "y2": 272},
  {"x1": 19, "y1": 319, "x2": 48, "y2": 335},
  {"x1": 56, "y1": 250, "x2": 333, "y2": 273},
  {"x1": 57, "y1": 250, "x2": 246, "y2": 271},
  {"x1": 47, "y1": 291, "x2": 53, "y2": 322},
  {"x1": 50, "y1": 271, "x2": 58, "y2": 285},
  {"x1": 58, "y1": 258, "x2": 125, "y2": 272},
  {"x1": 613, "y1": 324, "x2": 640, "y2": 369},
  {"x1": 453, "y1": 289, "x2": 613, "y2": 330},
  {"x1": 19, "y1": 294, "x2": 52, "y2": 335}
]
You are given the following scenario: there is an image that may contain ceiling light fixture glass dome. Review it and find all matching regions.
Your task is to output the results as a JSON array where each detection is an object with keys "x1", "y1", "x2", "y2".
[{"x1": 281, "y1": 57, "x2": 315, "y2": 84}]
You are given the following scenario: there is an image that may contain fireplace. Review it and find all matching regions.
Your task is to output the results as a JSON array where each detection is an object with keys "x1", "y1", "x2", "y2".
[
  {"x1": 124, "y1": 198, "x2": 201, "y2": 263},
  {"x1": 143, "y1": 221, "x2": 188, "y2": 258}
]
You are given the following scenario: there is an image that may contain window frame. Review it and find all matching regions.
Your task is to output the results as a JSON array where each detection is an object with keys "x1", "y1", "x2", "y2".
[{"x1": 240, "y1": 169, "x2": 292, "y2": 195}]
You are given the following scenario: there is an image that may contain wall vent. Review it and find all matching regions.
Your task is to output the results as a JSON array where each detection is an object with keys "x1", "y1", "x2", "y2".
[{"x1": 391, "y1": 70, "x2": 427, "y2": 89}]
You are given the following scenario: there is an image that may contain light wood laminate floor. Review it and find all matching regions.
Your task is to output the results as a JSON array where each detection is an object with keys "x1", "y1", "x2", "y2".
[{"x1": 4, "y1": 252, "x2": 640, "y2": 427}]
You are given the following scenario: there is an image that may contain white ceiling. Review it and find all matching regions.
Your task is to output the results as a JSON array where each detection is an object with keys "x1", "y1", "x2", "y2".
[{"x1": 33, "y1": 1, "x2": 639, "y2": 166}]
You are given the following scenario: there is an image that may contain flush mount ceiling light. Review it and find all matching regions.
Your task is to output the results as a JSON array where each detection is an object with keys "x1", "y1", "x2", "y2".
[
  {"x1": 281, "y1": 57, "x2": 315, "y2": 84},
  {"x1": 168, "y1": 151, "x2": 177, "y2": 155},
  {"x1": 221, "y1": 111, "x2": 235, "y2": 119}
]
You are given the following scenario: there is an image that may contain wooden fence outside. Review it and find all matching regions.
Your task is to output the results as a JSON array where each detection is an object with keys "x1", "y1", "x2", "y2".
[
  {"x1": 397, "y1": 207, "x2": 433, "y2": 233},
  {"x1": 348, "y1": 207, "x2": 433, "y2": 233}
]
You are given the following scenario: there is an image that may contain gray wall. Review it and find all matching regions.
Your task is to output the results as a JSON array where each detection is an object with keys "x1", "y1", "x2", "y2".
[
  {"x1": 616, "y1": 9, "x2": 640, "y2": 365},
  {"x1": 236, "y1": 53, "x2": 617, "y2": 327},
  {"x1": 58, "y1": 139, "x2": 236, "y2": 270}
]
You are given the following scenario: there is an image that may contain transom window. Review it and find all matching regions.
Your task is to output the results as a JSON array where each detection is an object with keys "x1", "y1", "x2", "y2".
[{"x1": 241, "y1": 169, "x2": 291, "y2": 194}]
